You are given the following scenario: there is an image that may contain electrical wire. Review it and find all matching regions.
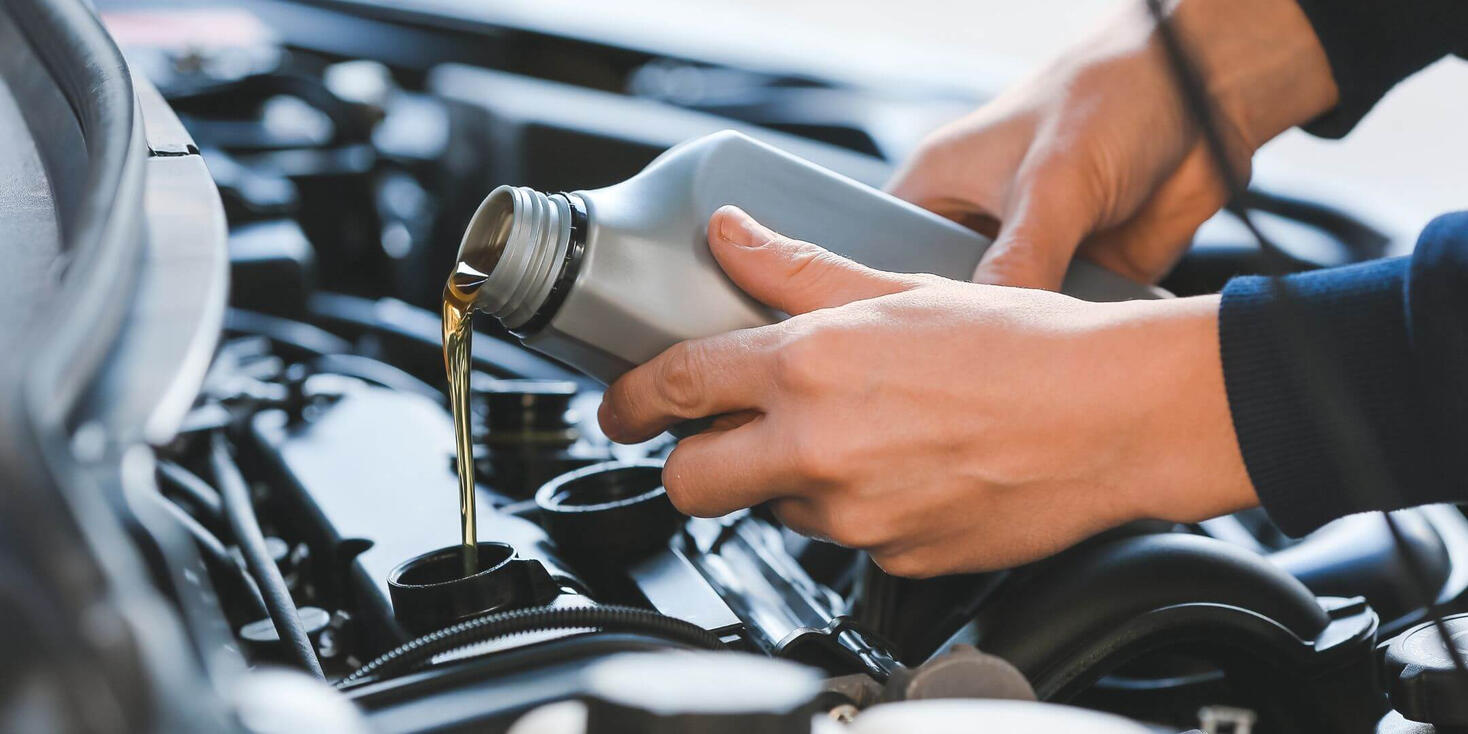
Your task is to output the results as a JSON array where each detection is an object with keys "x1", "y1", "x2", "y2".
[
  {"x1": 1142, "y1": 0, "x2": 1468, "y2": 678},
  {"x1": 210, "y1": 432, "x2": 326, "y2": 679},
  {"x1": 337, "y1": 604, "x2": 726, "y2": 688}
]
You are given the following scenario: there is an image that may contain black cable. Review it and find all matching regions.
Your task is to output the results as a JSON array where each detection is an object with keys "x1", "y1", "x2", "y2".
[
  {"x1": 210, "y1": 432, "x2": 325, "y2": 679},
  {"x1": 1143, "y1": 0, "x2": 1468, "y2": 678},
  {"x1": 311, "y1": 353, "x2": 444, "y2": 403},
  {"x1": 336, "y1": 604, "x2": 726, "y2": 687},
  {"x1": 157, "y1": 460, "x2": 225, "y2": 528},
  {"x1": 226, "y1": 309, "x2": 353, "y2": 360},
  {"x1": 152, "y1": 491, "x2": 270, "y2": 620}
]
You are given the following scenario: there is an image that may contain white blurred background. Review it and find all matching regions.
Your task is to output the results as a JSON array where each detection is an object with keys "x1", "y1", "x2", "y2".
[{"x1": 466, "y1": 0, "x2": 1468, "y2": 240}]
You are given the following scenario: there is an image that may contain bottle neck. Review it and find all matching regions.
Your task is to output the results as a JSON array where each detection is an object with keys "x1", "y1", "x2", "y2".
[{"x1": 458, "y1": 186, "x2": 587, "y2": 333}]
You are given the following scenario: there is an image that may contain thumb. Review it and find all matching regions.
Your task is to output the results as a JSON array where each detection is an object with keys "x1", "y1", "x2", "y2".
[{"x1": 707, "y1": 206, "x2": 920, "y2": 315}]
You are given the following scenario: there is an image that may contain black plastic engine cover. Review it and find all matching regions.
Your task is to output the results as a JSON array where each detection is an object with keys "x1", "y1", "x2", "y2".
[{"x1": 249, "y1": 382, "x2": 579, "y2": 651}]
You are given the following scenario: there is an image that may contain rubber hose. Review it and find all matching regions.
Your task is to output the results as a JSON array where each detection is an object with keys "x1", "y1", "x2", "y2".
[
  {"x1": 211, "y1": 433, "x2": 325, "y2": 679},
  {"x1": 154, "y1": 492, "x2": 270, "y2": 619},
  {"x1": 158, "y1": 460, "x2": 225, "y2": 527},
  {"x1": 338, "y1": 604, "x2": 725, "y2": 687}
]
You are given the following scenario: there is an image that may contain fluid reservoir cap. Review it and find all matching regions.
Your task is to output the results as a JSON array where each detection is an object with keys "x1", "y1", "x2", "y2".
[
  {"x1": 1385, "y1": 613, "x2": 1468, "y2": 726},
  {"x1": 583, "y1": 652, "x2": 821, "y2": 734},
  {"x1": 535, "y1": 460, "x2": 682, "y2": 563}
]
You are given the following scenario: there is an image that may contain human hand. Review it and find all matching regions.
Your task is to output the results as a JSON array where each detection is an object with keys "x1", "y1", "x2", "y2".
[
  {"x1": 598, "y1": 207, "x2": 1256, "y2": 576},
  {"x1": 888, "y1": 0, "x2": 1338, "y2": 289}
]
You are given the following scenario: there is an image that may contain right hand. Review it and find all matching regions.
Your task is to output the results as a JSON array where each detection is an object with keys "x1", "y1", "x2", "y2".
[
  {"x1": 887, "y1": 0, "x2": 1339, "y2": 290},
  {"x1": 600, "y1": 207, "x2": 1252, "y2": 576}
]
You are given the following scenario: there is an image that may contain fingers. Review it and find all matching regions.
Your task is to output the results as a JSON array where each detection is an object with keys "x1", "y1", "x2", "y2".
[
  {"x1": 603, "y1": 206, "x2": 933, "y2": 442},
  {"x1": 707, "y1": 206, "x2": 921, "y2": 315},
  {"x1": 598, "y1": 327, "x2": 781, "y2": 443},
  {"x1": 769, "y1": 497, "x2": 825, "y2": 540},
  {"x1": 973, "y1": 156, "x2": 1096, "y2": 290},
  {"x1": 885, "y1": 109, "x2": 1024, "y2": 225},
  {"x1": 1078, "y1": 143, "x2": 1239, "y2": 282},
  {"x1": 660, "y1": 417, "x2": 795, "y2": 517}
]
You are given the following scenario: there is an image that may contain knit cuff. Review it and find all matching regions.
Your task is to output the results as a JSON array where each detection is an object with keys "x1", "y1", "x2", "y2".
[{"x1": 1220, "y1": 257, "x2": 1417, "y2": 535}]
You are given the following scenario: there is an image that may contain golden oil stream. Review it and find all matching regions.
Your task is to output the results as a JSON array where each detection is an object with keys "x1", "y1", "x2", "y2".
[{"x1": 443, "y1": 262, "x2": 488, "y2": 577}]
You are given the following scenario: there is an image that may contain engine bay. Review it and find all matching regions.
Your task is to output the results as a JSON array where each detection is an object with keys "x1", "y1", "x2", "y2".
[{"x1": 15, "y1": 1, "x2": 1468, "y2": 731}]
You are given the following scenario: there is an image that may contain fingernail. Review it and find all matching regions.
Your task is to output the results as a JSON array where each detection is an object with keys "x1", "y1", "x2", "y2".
[{"x1": 716, "y1": 205, "x2": 773, "y2": 248}]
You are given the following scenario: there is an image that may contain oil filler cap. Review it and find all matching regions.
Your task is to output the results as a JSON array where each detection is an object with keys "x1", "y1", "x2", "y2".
[
  {"x1": 388, "y1": 543, "x2": 559, "y2": 636},
  {"x1": 1385, "y1": 613, "x2": 1468, "y2": 727},
  {"x1": 536, "y1": 461, "x2": 682, "y2": 563},
  {"x1": 583, "y1": 652, "x2": 820, "y2": 734}
]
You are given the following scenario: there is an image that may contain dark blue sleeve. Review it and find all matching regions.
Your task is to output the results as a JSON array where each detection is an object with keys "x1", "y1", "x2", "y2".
[
  {"x1": 1293, "y1": 0, "x2": 1468, "y2": 137},
  {"x1": 1220, "y1": 212, "x2": 1468, "y2": 536}
]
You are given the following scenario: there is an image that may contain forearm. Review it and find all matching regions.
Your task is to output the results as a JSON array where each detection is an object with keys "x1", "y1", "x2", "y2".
[
  {"x1": 1167, "y1": 0, "x2": 1338, "y2": 148},
  {"x1": 1091, "y1": 294, "x2": 1258, "y2": 526},
  {"x1": 1172, "y1": 0, "x2": 1468, "y2": 145}
]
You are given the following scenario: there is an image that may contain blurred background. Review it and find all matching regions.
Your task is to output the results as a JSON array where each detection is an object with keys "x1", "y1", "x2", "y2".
[
  {"x1": 96, "y1": 0, "x2": 1467, "y2": 318},
  {"x1": 432, "y1": 0, "x2": 1468, "y2": 238}
]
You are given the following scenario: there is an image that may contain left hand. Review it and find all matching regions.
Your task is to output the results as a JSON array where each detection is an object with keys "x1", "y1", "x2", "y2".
[
  {"x1": 885, "y1": 0, "x2": 1337, "y2": 290},
  {"x1": 598, "y1": 206, "x2": 1255, "y2": 577}
]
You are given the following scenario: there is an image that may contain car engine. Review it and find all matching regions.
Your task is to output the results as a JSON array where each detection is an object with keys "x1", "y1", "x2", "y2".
[{"x1": 6, "y1": 1, "x2": 1468, "y2": 732}]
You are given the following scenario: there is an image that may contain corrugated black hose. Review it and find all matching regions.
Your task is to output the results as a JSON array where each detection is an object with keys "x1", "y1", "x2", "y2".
[
  {"x1": 210, "y1": 432, "x2": 326, "y2": 679},
  {"x1": 337, "y1": 605, "x2": 726, "y2": 688}
]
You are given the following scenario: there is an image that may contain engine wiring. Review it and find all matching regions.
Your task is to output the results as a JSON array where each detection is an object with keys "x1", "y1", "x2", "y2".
[
  {"x1": 211, "y1": 432, "x2": 327, "y2": 679},
  {"x1": 132, "y1": 2, "x2": 1468, "y2": 709},
  {"x1": 337, "y1": 604, "x2": 726, "y2": 688}
]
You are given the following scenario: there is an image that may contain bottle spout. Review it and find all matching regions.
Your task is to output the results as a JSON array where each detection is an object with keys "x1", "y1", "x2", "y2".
[
  {"x1": 454, "y1": 186, "x2": 517, "y2": 297},
  {"x1": 456, "y1": 185, "x2": 582, "y2": 332},
  {"x1": 445, "y1": 261, "x2": 489, "y2": 305}
]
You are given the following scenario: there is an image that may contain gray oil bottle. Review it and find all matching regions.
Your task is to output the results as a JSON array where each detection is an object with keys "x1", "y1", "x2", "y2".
[{"x1": 455, "y1": 130, "x2": 1164, "y2": 384}]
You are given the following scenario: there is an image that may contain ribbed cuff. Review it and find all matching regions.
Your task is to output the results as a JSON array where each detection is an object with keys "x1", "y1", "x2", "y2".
[
  {"x1": 1220, "y1": 257, "x2": 1418, "y2": 536},
  {"x1": 1405, "y1": 213, "x2": 1468, "y2": 504}
]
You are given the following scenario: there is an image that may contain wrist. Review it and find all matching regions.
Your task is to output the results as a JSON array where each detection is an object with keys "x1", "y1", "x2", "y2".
[
  {"x1": 1096, "y1": 294, "x2": 1258, "y2": 524},
  {"x1": 1169, "y1": 0, "x2": 1339, "y2": 148}
]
